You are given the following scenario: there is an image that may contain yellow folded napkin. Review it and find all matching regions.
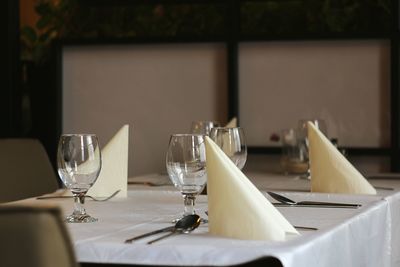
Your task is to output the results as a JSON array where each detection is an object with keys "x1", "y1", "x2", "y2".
[
  {"x1": 225, "y1": 117, "x2": 237, "y2": 128},
  {"x1": 308, "y1": 122, "x2": 376, "y2": 195},
  {"x1": 205, "y1": 136, "x2": 298, "y2": 241},
  {"x1": 88, "y1": 125, "x2": 129, "y2": 197}
]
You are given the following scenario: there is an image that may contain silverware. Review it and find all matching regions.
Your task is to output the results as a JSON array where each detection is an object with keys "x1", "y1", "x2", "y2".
[
  {"x1": 127, "y1": 181, "x2": 171, "y2": 186},
  {"x1": 124, "y1": 225, "x2": 175, "y2": 243},
  {"x1": 373, "y1": 186, "x2": 394, "y2": 191},
  {"x1": 37, "y1": 189, "x2": 121, "y2": 202},
  {"x1": 367, "y1": 173, "x2": 400, "y2": 180},
  {"x1": 125, "y1": 214, "x2": 201, "y2": 244},
  {"x1": 267, "y1": 191, "x2": 361, "y2": 208},
  {"x1": 273, "y1": 203, "x2": 358, "y2": 208},
  {"x1": 147, "y1": 215, "x2": 201, "y2": 244},
  {"x1": 293, "y1": 225, "x2": 318, "y2": 230},
  {"x1": 205, "y1": 211, "x2": 316, "y2": 230}
]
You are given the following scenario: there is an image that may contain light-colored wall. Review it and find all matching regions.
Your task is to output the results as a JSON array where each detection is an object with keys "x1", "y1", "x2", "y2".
[
  {"x1": 239, "y1": 40, "x2": 390, "y2": 148},
  {"x1": 62, "y1": 41, "x2": 390, "y2": 176},
  {"x1": 62, "y1": 43, "x2": 227, "y2": 176}
]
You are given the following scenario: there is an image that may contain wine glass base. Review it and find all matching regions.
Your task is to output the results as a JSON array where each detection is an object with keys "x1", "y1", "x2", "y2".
[{"x1": 65, "y1": 214, "x2": 98, "y2": 223}]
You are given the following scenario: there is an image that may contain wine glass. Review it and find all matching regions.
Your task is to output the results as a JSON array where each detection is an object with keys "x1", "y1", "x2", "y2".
[
  {"x1": 166, "y1": 134, "x2": 207, "y2": 220},
  {"x1": 280, "y1": 128, "x2": 308, "y2": 175},
  {"x1": 209, "y1": 127, "x2": 247, "y2": 170},
  {"x1": 190, "y1": 121, "x2": 220, "y2": 136},
  {"x1": 297, "y1": 119, "x2": 327, "y2": 179},
  {"x1": 57, "y1": 134, "x2": 102, "y2": 223}
]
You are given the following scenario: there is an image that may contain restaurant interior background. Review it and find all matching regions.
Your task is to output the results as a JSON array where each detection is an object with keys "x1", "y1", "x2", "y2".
[{"x1": 4, "y1": 0, "x2": 399, "y2": 178}]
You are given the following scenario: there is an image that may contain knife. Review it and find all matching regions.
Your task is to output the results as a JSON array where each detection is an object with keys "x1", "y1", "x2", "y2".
[
  {"x1": 267, "y1": 191, "x2": 361, "y2": 208},
  {"x1": 272, "y1": 203, "x2": 360, "y2": 209}
]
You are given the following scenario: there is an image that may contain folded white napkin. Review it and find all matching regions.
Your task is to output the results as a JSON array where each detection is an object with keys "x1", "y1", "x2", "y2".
[
  {"x1": 88, "y1": 125, "x2": 129, "y2": 197},
  {"x1": 205, "y1": 136, "x2": 298, "y2": 241},
  {"x1": 308, "y1": 122, "x2": 376, "y2": 195},
  {"x1": 225, "y1": 117, "x2": 237, "y2": 128}
]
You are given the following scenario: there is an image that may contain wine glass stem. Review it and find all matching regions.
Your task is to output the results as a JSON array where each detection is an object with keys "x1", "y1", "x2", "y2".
[
  {"x1": 72, "y1": 192, "x2": 87, "y2": 216},
  {"x1": 183, "y1": 195, "x2": 196, "y2": 216}
]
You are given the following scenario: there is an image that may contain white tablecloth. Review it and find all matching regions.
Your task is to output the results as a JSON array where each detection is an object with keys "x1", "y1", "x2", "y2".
[{"x1": 18, "y1": 172, "x2": 400, "y2": 266}]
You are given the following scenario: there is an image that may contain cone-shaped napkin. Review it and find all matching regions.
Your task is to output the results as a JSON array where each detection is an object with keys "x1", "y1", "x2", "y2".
[
  {"x1": 308, "y1": 122, "x2": 376, "y2": 195},
  {"x1": 225, "y1": 117, "x2": 237, "y2": 128},
  {"x1": 205, "y1": 136, "x2": 298, "y2": 241},
  {"x1": 88, "y1": 125, "x2": 129, "y2": 197}
]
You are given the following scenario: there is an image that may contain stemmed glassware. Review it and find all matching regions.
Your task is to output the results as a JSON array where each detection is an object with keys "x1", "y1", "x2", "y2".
[
  {"x1": 209, "y1": 127, "x2": 247, "y2": 170},
  {"x1": 190, "y1": 121, "x2": 220, "y2": 136},
  {"x1": 297, "y1": 119, "x2": 327, "y2": 179},
  {"x1": 166, "y1": 134, "x2": 207, "y2": 220},
  {"x1": 57, "y1": 134, "x2": 102, "y2": 223}
]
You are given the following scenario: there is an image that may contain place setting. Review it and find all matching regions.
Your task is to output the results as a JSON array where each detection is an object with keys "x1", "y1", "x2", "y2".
[
  {"x1": 36, "y1": 119, "x2": 380, "y2": 231},
  {"x1": 121, "y1": 118, "x2": 385, "y2": 246},
  {"x1": 264, "y1": 119, "x2": 391, "y2": 207},
  {"x1": 124, "y1": 119, "x2": 254, "y2": 244},
  {"x1": 36, "y1": 125, "x2": 130, "y2": 223},
  {"x1": 9, "y1": 119, "x2": 399, "y2": 267},
  {"x1": 123, "y1": 119, "x2": 304, "y2": 245}
]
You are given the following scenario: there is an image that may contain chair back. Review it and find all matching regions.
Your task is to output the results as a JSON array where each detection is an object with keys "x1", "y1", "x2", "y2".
[
  {"x1": 0, "y1": 205, "x2": 78, "y2": 267},
  {"x1": 0, "y1": 138, "x2": 59, "y2": 202}
]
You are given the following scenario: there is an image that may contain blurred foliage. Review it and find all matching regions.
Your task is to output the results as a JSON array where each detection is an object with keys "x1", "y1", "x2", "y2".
[
  {"x1": 241, "y1": 0, "x2": 391, "y2": 36},
  {"x1": 20, "y1": 0, "x2": 226, "y2": 64},
  {"x1": 20, "y1": 0, "x2": 391, "y2": 64}
]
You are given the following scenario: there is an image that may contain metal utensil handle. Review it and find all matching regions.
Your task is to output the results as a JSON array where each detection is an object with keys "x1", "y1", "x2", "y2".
[
  {"x1": 298, "y1": 201, "x2": 361, "y2": 207},
  {"x1": 147, "y1": 230, "x2": 179, "y2": 244},
  {"x1": 294, "y1": 225, "x2": 318, "y2": 230},
  {"x1": 273, "y1": 203, "x2": 359, "y2": 208},
  {"x1": 124, "y1": 226, "x2": 175, "y2": 243},
  {"x1": 267, "y1": 191, "x2": 295, "y2": 204},
  {"x1": 37, "y1": 196, "x2": 73, "y2": 199},
  {"x1": 373, "y1": 186, "x2": 394, "y2": 190}
]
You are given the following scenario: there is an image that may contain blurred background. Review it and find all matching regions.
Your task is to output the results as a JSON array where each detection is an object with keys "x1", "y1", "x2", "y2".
[{"x1": 4, "y1": 0, "x2": 398, "y2": 177}]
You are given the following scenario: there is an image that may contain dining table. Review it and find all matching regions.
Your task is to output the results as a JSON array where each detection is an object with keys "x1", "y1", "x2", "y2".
[{"x1": 12, "y1": 172, "x2": 400, "y2": 267}]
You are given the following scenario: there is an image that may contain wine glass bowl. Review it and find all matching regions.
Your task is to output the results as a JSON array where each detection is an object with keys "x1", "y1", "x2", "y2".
[
  {"x1": 57, "y1": 134, "x2": 101, "y2": 223},
  {"x1": 209, "y1": 127, "x2": 247, "y2": 170},
  {"x1": 166, "y1": 134, "x2": 207, "y2": 218},
  {"x1": 190, "y1": 121, "x2": 220, "y2": 136},
  {"x1": 280, "y1": 128, "x2": 309, "y2": 175}
]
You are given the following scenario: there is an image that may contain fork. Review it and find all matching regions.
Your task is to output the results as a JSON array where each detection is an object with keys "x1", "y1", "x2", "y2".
[{"x1": 37, "y1": 189, "x2": 121, "y2": 202}]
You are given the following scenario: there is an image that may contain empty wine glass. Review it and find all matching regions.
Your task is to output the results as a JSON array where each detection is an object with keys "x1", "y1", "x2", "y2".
[
  {"x1": 190, "y1": 121, "x2": 220, "y2": 136},
  {"x1": 166, "y1": 134, "x2": 207, "y2": 220},
  {"x1": 209, "y1": 127, "x2": 247, "y2": 170},
  {"x1": 57, "y1": 134, "x2": 102, "y2": 223},
  {"x1": 280, "y1": 128, "x2": 308, "y2": 175},
  {"x1": 297, "y1": 119, "x2": 327, "y2": 179}
]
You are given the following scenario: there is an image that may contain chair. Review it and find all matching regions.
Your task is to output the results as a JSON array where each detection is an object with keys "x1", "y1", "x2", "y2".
[
  {"x1": 0, "y1": 205, "x2": 78, "y2": 267},
  {"x1": 0, "y1": 138, "x2": 59, "y2": 202}
]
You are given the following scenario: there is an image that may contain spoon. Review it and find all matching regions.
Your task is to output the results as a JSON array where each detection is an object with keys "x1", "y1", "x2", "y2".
[
  {"x1": 125, "y1": 214, "x2": 201, "y2": 244},
  {"x1": 267, "y1": 191, "x2": 361, "y2": 208},
  {"x1": 147, "y1": 214, "x2": 201, "y2": 244}
]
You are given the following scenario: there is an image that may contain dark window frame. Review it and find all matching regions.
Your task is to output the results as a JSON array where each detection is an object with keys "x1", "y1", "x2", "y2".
[{"x1": 54, "y1": 0, "x2": 399, "y2": 169}]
